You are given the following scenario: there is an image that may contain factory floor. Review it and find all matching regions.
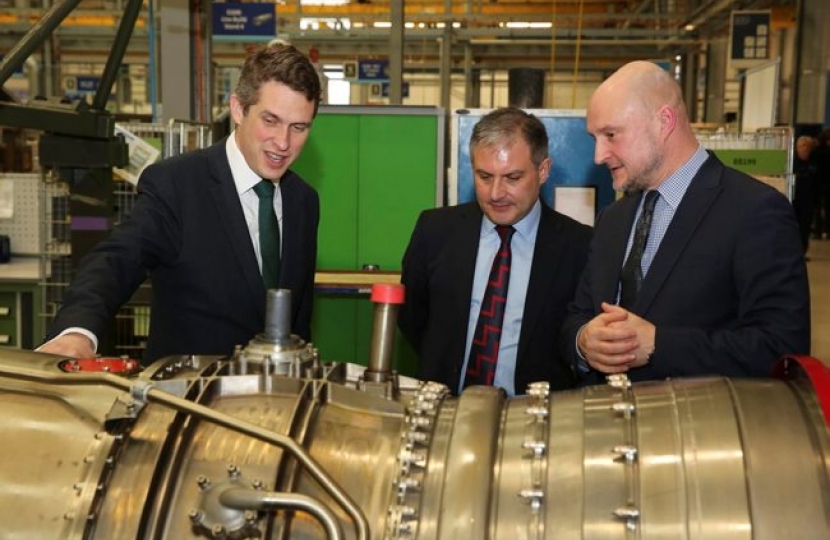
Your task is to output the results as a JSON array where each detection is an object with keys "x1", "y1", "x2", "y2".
[{"x1": 808, "y1": 238, "x2": 830, "y2": 365}]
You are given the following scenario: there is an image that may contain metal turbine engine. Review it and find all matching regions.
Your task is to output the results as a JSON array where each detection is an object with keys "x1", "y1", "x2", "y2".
[{"x1": 1, "y1": 286, "x2": 828, "y2": 540}]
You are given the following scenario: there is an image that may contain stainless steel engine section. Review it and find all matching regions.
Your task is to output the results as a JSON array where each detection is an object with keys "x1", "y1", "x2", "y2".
[{"x1": 0, "y1": 347, "x2": 828, "y2": 540}]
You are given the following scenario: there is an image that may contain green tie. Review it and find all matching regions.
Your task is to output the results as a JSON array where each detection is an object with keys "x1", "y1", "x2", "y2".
[{"x1": 253, "y1": 179, "x2": 281, "y2": 289}]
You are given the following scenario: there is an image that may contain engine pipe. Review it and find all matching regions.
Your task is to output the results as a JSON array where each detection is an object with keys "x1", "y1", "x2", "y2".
[{"x1": 364, "y1": 283, "x2": 406, "y2": 383}]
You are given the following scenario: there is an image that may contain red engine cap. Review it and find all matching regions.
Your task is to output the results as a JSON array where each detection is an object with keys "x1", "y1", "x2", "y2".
[
  {"x1": 371, "y1": 283, "x2": 405, "y2": 305},
  {"x1": 59, "y1": 357, "x2": 142, "y2": 375}
]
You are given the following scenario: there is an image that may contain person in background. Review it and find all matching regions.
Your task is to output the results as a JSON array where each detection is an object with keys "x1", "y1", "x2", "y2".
[
  {"x1": 398, "y1": 107, "x2": 593, "y2": 396},
  {"x1": 38, "y1": 43, "x2": 322, "y2": 363},
  {"x1": 813, "y1": 129, "x2": 830, "y2": 239},
  {"x1": 561, "y1": 60, "x2": 810, "y2": 384},
  {"x1": 792, "y1": 135, "x2": 818, "y2": 258}
]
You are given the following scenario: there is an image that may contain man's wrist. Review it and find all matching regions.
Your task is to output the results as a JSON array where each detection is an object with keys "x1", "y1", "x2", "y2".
[{"x1": 574, "y1": 324, "x2": 591, "y2": 372}]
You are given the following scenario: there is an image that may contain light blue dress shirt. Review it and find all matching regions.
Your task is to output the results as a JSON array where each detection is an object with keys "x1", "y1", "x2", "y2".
[
  {"x1": 459, "y1": 200, "x2": 541, "y2": 396},
  {"x1": 620, "y1": 145, "x2": 708, "y2": 285}
]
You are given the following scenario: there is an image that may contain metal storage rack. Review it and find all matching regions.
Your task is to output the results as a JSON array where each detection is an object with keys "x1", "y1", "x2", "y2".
[
  {"x1": 40, "y1": 120, "x2": 212, "y2": 361},
  {"x1": 693, "y1": 126, "x2": 794, "y2": 200}
]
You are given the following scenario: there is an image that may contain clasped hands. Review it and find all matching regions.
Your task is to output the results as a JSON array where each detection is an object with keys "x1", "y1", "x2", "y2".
[{"x1": 577, "y1": 302, "x2": 655, "y2": 374}]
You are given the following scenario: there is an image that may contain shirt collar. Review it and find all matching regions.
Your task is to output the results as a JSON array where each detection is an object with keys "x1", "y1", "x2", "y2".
[
  {"x1": 653, "y1": 144, "x2": 708, "y2": 210},
  {"x1": 480, "y1": 199, "x2": 541, "y2": 240},
  {"x1": 226, "y1": 132, "x2": 264, "y2": 196}
]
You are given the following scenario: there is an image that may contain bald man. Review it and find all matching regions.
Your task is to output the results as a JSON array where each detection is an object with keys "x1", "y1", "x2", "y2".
[{"x1": 561, "y1": 61, "x2": 810, "y2": 384}]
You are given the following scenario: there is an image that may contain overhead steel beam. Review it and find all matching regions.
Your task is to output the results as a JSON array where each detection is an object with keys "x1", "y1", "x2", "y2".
[{"x1": 92, "y1": 0, "x2": 143, "y2": 111}]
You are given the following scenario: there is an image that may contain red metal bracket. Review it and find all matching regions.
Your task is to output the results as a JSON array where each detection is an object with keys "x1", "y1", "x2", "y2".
[{"x1": 772, "y1": 355, "x2": 830, "y2": 427}]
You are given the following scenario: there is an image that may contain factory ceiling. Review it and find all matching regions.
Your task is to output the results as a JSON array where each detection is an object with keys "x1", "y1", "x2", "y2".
[{"x1": 0, "y1": 0, "x2": 799, "y2": 72}]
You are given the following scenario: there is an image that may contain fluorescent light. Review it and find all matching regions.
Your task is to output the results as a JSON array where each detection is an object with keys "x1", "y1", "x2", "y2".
[{"x1": 505, "y1": 22, "x2": 551, "y2": 29}]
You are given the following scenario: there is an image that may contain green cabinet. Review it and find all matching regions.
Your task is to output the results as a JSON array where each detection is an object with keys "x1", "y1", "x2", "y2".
[
  {"x1": 0, "y1": 282, "x2": 43, "y2": 349},
  {"x1": 293, "y1": 106, "x2": 444, "y2": 375}
]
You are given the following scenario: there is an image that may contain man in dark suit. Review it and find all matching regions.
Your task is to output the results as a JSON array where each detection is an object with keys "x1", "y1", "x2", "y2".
[
  {"x1": 562, "y1": 61, "x2": 810, "y2": 384},
  {"x1": 398, "y1": 107, "x2": 593, "y2": 396},
  {"x1": 39, "y1": 43, "x2": 321, "y2": 363}
]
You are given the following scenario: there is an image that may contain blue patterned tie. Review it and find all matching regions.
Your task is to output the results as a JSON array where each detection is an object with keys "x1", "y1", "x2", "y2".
[
  {"x1": 253, "y1": 180, "x2": 281, "y2": 289},
  {"x1": 619, "y1": 190, "x2": 659, "y2": 308},
  {"x1": 465, "y1": 225, "x2": 515, "y2": 388}
]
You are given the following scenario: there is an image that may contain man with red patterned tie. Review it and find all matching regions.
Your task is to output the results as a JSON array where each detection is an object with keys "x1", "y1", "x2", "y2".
[{"x1": 398, "y1": 107, "x2": 592, "y2": 396}]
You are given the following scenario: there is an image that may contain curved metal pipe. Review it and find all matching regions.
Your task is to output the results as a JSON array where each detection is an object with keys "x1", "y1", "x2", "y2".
[
  {"x1": 0, "y1": 364, "x2": 370, "y2": 540},
  {"x1": 219, "y1": 488, "x2": 344, "y2": 540}
]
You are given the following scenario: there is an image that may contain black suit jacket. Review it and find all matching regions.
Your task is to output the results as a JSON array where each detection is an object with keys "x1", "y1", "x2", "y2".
[
  {"x1": 562, "y1": 153, "x2": 810, "y2": 383},
  {"x1": 47, "y1": 140, "x2": 319, "y2": 362},
  {"x1": 398, "y1": 201, "x2": 592, "y2": 394}
]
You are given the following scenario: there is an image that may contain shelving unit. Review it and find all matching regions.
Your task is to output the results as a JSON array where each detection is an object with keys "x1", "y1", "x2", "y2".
[{"x1": 38, "y1": 120, "x2": 212, "y2": 360}]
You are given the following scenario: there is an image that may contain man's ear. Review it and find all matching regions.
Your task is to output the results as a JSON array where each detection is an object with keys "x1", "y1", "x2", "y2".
[
  {"x1": 659, "y1": 104, "x2": 677, "y2": 138},
  {"x1": 539, "y1": 156, "x2": 552, "y2": 184},
  {"x1": 229, "y1": 95, "x2": 245, "y2": 125}
]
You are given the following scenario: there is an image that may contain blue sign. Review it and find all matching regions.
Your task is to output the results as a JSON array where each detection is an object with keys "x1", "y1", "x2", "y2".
[
  {"x1": 212, "y1": 3, "x2": 276, "y2": 41},
  {"x1": 76, "y1": 76, "x2": 101, "y2": 92},
  {"x1": 358, "y1": 59, "x2": 389, "y2": 81},
  {"x1": 64, "y1": 75, "x2": 114, "y2": 103}
]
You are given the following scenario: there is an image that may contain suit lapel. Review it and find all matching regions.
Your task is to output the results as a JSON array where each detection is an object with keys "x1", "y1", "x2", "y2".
[
  {"x1": 206, "y1": 145, "x2": 266, "y2": 318},
  {"x1": 636, "y1": 155, "x2": 723, "y2": 312},
  {"x1": 278, "y1": 172, "x2": 301, "y2": 287},
  {"x1": 516, "y1": 205, "x2": 560, "y2": 360},
  {"x1": 599, "y1": 194, "x2": 640, "y2": 303},
  {"x1": 450, "y1": 203, "x2": 485, "y2": 351}
]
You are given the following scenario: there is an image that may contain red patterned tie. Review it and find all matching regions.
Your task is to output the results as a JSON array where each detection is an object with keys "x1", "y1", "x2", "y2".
[{"x1": 465, "y1": 225, "x2": 515, "y2": 388}]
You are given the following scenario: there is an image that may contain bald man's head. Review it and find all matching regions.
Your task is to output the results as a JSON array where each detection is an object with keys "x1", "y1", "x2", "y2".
[
  {"x1": 587, "y1": 61, "x2": 699, "y2": 192},
  {"x1": 593, "y1": 61, "x2": 687, "y2": 122}
]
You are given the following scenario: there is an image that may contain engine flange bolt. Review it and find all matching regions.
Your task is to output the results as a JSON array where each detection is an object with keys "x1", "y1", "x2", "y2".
[
  {"x1": 612, "y1": 444, "x2": 638, "y2": 463},
  {"x1": 525, "y1": 405, "x2": 548, "y2": 419},
  {"x1": 522, "y1": 440, "x2": 546, "y2": 457},
  {"x1": 613, "y1": 505, "x2": 640, "y2": 530},
  {"x1": 611, "y1": 401, "x2": 636, "y2": 417}
]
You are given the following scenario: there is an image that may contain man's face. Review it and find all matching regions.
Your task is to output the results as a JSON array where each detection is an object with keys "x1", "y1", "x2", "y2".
[
  {"x1": 230, "y1": 81, "x2": 315, "y2": 180},
  {"x1": 796, "y1": 140, "x2": 813, "y2": 161},
  {"x1": 472, "y1": 139, "x2": 549, "y2": 226},
  {"x1": 587, "y1": 97, "x2": 663, "y2": 193}
]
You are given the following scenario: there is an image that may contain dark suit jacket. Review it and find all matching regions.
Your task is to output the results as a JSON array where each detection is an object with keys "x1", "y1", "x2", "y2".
[
  {"x1": 47, "y1": 141, "x2": 319, "y2": 362},
  {"x1": 398, "y1": 201, "x2": 593, "y2": 394},
  {"x1": 561, "y1": 153, "x2": 810, "y2": 383}
]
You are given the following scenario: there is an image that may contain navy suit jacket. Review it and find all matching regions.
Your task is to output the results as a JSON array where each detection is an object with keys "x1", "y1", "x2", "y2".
[
  {"x1": 561, "y1": 154, "x2": 810, "y2": 383},
  {"x1": 47, "y1": 141, "x2": 319, "y2": 362},
  {"x1": 398, "y1": 201, "x2": 592, "y2": 394}
]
